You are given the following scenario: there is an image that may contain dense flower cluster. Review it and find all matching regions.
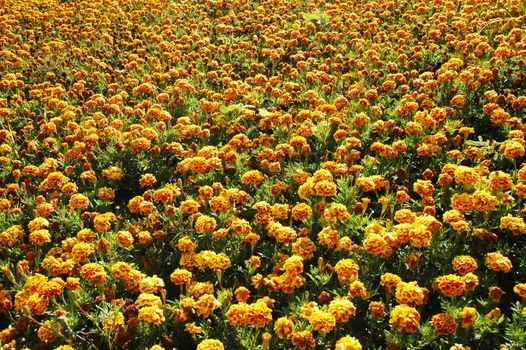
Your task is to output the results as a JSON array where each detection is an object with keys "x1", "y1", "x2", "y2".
[{"x1": 0, "y1": 0, "x2": 525, "y2": 348}]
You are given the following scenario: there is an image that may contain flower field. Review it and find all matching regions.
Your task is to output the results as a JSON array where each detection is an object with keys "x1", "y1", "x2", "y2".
[{"x1": 1, "y1": 0, "x2": 526, "y2": 348}]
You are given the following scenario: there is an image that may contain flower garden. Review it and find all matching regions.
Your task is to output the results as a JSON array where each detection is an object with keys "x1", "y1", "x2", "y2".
[{"x1": 1, "y1": 0, "x2": 526, "y2": 349}]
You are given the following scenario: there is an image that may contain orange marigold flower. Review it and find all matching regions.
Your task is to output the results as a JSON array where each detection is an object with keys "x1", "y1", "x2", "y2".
[
  {"x1": 434, "y1": 275, "x2": 465, "y2": 297},
  {"x1": 452, "y1": 256, "x2": 478, "y2": 275},
  {"x1": 37, "y1": 320, "x2": 61, "y2": 343},
  {"x1": 195, "y1": 215, "x2": 217, "y2": 234},
  {"x1": 291, "y1": 330, "x2": 315, "y2": 349},
  {"x1": 431, "y1": 313, "x2": 457, "y2": 335},
  {"x1": 79, "y1": 263, "x2": 107, "y2": 285},
  {"x1": 170, "y1": 269, "x2": 193, "y2": 285}
]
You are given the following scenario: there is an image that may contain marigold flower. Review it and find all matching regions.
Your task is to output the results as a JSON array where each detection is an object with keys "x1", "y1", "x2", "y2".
[
  {"x1": 434, "y1": 275, "x2": 465, "y2": 297},
  {"x1": 291, "y1": 330, "x2": 315, "y2": 349},
  {"x1": 328, "y1": 297, "x2": 356, "y2": 323},
  {"x1": 431, "y1": 313, "x2": 457, "y2": 335},
  {"x1": 459, "y1": 307, "x2": 477, "y2": 328},
  {"x1": 368, "y1": 301, "x2": 385, "y2": 319},
  {"x1": 452, "y1": 256, "x2": 478, "y2": 275},
  {"x1": 274, "y1": 316, "x2": 294, "y2": 339},
  {"x1": 514, "y1": 283, "x2": 526, "y2": 298},
  {"x1": 194, "y1": 294, "x2": 221, "y2": 317},
  {"x1": 318, "y1": 227, "x2": 339, "y2": 248},
  {"x1": 241, "y1": 170, "x2": 265, "y2": 185},
  {"x1": 390, "y1": 304, "x2": 420, "y2": 333},
  {"x1": 395, "y1": 281, "x2": 427, "y2": 306},
  {"x1": 195, "y1": 215, "x2": 217, "y2": 234},
  {"x1": 196, "y1": 339, "x2": 224, "y2": 350},
  {"x1": 485, "y1": 252, "x2": 513, "y2": 273},
  {"x1": 334, "y1": 259, "x2": 359, "y2": 285},
  {"x1": 79, "y1": 263, "x2": 107, "y2": 285},
  {"x1": 335, "y1": 336, "x2": 362, "y2": 350},
  {"x1": 29, "y1": 229, "x2": 51, "y2": 246},
  {"x1": 170, "y1": 269, "x2": 193, "y2": 285},
  {"x1": 37, "y1": 320, "x2": 61, "y2": 343}
]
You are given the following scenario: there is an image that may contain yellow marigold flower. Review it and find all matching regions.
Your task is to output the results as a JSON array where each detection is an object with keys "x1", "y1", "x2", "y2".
[
  {"x1": 472, "y1": 190, "x2": 498, "y2": 212},
  {"x1": 136, "y1": 293, "x2": 162, "y2": 309},
  {"x1": 194, "y1": 294, "x2": 221, "y2": 317},
  {"x1": 390, "y1": 304, "x2": 420, "y2": 333},
  {"x1": 328, "y1": 297, "x2": 356, "y2": 323},
  {"x1": 184, "y1": 322, "x2": 202, "y2": 334},
  {"x1": 335, "y1": 336, "x2": 362, "y2": 350},
  {"x1": 71, "y1": 242, "x2": 95, "y2": 263},
  {"x1": 500, "y1": 214, "x2": 526, "y2": 234},
  {"x1": 485, "y1": 252, "x2": 513, "y2": 273},
  {"x1": 139, "y1": 275, "x2": 165, "y2": 294},
  {"x1": 513, "y1": 283, "x2": 526, "y2": 298},
  {"x1": 459, "y1": 307, "x2": 477, "y2": 328},
  {"x1": 291, "y1": 330, "x2": 315, "y2": 349},
  {"x1": 309, "y1": 309, "x2": 336, "y2": 336},
  {"x1": 226, "y1": 302, "x2": 247, "y2": 326},
  {"x1": 274, "y1": 316, "x2": 294, "y2": 339},
  {"x1": 453, "y1": 166, "x2": 480, "y2": 187},
  {"x1": 318, "y1": 227, "x2": 339, "y2": 248},
  {"x1": 196, "y1": 339, "x2": 224, "y2": 350},
  {"x1": 102, "y1": 166, "x2": 122, "y2": 181},
  {"x1": 363, "y1": 233, "x2": 393, "y2": 257},
  {"x1": 246, "y1": 300, "x2": 273, "y2": 328},
  {"x1": 334, "y1": 259, "x2": 360, "y2": 285},
  {"x1": 380, "y1": 273, "x2": 402, "y2": 294},
  {"x1": 29, "y1": 229, "x2": 51, "y2": 246},
  {"x1": 450, "y1": 345, "x2": 471, "y2": 350},
  {"x1": 413, "y1": 179, "x2": 434, "y2": 197},
  {"x1": 314, "y1": 180, "x2": 337, "y2": 196},
  {"x1": 241, "y1": 170, "x2": 265, "y2": 185},
  {"x1": 111, "y1": 262, "x2": 132, "y2": 279},
  {"x1": 97, "y1": 187, "x2": 116, "y2": 202},
  {"x1": 139, "y1": 173, "x2": 157, "y2": 187},
  {"x1": 234, "y1": 287, "x2": 250, "y2": 303},
  {"x1": 431, "y1": 313, "x2": 457, "y2": 335},
  {"x1": 138, "y1": 305, "x2": 165, "y2": 324},
  {"x1": 115, "y1": 230, "x2": 134, "y2": 247},
  {"x1": 195, "y1": 215, "x2": 217, "y2": 234},
  {"x1": 324, "y1": 203, "x2": 350, "y2": 223}
]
